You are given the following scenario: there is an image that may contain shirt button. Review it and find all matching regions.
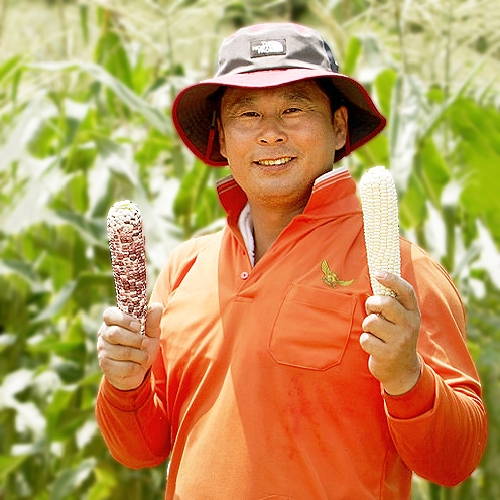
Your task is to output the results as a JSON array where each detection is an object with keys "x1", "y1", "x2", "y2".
[{"x1": 240, "y1": 271, "x2": 249, "y2": 280}]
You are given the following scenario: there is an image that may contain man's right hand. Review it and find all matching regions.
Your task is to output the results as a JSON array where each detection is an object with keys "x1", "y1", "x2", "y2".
[{"x1": 97, "y1": 302, "x2": 163, "y2": 391}]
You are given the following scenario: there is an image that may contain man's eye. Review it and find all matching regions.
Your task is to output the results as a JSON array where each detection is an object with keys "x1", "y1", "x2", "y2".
[
  {"x1": 284, "y1": 107, "x2": 302, "y2": 114},
  {"x1": 241, "y1": 111, "x2": 259, "y2": 117}
]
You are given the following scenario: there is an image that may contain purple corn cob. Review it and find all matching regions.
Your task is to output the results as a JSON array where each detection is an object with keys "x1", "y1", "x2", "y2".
[{"x1": 107, "y1": 200, "x2": 147, "y2": 334}]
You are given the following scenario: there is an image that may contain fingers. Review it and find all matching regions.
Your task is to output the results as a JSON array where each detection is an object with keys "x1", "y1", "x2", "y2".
[
  {"x1": 102, "y1": 302, "x2": 163, "y2": 338},
  {"x1": 97, "y1": 304, "x2": 163, "y2": 391},
  {"x1": 103, "y1": 306, "x2": 142, "y2": 333},
  {"x1": 99, "y1": 308, "x2": 143, "y2": 351},
  {"x1": 371, "y1": 272, "x2": 418, "y2": 311},
  {"x1": 361, "y1": 273, "x2": 422, "y2": 395},
  {"x1": 363, "y1": 297, "x2": 420, "y2": 348},
  {"x1": 97, "y1": 320, "x2": 145, "y2": 373},
  {"x1": 365, "y1": 274, "x2": 420, "y2": 326},
  {"x1": 362, "y1": 312, "x2": 399, "y2": 343}
]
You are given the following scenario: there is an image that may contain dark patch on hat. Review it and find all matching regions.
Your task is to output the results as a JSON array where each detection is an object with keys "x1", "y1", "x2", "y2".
[{"x1": 250, "y1": 39, "x2": 287, "y2": 58}]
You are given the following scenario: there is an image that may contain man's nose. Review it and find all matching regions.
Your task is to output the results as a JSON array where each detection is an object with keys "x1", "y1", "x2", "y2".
[{"x1": 258, "y1": 117, "x2": 287, "y2": 144}]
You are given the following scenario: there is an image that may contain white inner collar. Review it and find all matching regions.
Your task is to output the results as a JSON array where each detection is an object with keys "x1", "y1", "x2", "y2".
[{"x1": 238, "y1": 202, "x2": 255, "y2": 266}]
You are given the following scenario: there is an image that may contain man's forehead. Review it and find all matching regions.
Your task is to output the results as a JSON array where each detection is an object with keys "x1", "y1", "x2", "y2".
[{"x1": 222, "y1": 80, "x2": 323, "y2": 104}]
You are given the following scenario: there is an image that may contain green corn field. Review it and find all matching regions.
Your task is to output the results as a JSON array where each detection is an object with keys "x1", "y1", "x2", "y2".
[{"x1": 0, "y1": 1, "x2": 499, "y2": 499}]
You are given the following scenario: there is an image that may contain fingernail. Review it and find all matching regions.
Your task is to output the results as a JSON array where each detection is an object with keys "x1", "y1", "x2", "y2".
[
  {"x1": 130, "y1": 320, "x2": 140, "y2": 331},
  {"x1": 376, "y1": 271, "x2": 388, "y2": 279}
]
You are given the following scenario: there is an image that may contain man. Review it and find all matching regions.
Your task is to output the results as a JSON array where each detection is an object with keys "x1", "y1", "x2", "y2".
[{"x1": 96, "y1": 23, "x2": 487, "y2": 499}]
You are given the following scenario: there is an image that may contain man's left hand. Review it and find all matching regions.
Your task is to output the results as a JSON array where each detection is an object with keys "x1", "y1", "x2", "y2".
[{"x1": 360, "y1": 272, "x2": 421, "y2": 396}]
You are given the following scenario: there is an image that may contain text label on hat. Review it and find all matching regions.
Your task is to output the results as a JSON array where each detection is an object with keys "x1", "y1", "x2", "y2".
[{"x1": 251, "y1": 39, "x2": 286, "y2": 58}]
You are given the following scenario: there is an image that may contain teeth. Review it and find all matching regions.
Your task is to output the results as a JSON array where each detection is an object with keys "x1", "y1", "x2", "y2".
[{"x1": 257, "y1": 157, "x2": 293, "y2": 166}]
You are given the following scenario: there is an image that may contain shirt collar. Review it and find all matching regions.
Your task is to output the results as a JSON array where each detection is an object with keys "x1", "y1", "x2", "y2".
[{"x1": 216, "y1": 166, "x2": 359, "y2": 222}]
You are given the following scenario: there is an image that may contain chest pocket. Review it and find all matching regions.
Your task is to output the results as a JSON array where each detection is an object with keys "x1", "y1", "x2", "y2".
[{"x1": 268, "y1": 283, "x2": 357, "y2": 370}]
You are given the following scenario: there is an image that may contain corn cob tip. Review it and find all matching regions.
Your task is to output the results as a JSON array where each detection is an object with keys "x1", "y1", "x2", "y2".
[
  {"x1": 360, "y1": 166, "x2": 401, "y2": 297},
  {"x1": 107, "y1": 200, "x2": 143, "y2": 238},
  {"x1": 108, "y1": 199, "x2": 137, "y2": 212},
  {"x1": 107, "y1": 200, "x2": 147, "y2": 333}
]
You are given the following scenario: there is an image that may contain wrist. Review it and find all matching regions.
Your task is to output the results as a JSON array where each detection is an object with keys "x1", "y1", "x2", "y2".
[
  {"x1": 384, "y1": 362, "x2": 436, "y2": 419},
  {"x1": 383, "y1": 357, "x2": 422, "y2": 396}
]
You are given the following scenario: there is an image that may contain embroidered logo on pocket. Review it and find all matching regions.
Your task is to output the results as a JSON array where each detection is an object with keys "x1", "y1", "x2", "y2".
[{"x1": 321, "y1": 259, "x2": 354, "y2": 288}]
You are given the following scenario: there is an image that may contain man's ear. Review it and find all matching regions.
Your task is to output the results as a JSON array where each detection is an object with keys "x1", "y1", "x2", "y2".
[
  {"x1": 332, "y1": 106, "x2": 348, "y2": 151},
  {"x1": 217, "y1": 118, "x2": 227, "y2": 159}
]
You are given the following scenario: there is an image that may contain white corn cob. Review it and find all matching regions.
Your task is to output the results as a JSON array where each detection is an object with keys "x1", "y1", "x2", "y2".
[
  {"x1": 359, "y1": 166, "x2": 401, "y2": 296},
  {"x1": 107, "y1": 200, "x2": 147, "y2": 334}
]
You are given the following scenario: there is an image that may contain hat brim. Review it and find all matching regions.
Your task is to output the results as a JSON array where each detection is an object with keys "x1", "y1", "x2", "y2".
[{"x1": 172, "y1": 68, "x2": 386, "y2": 166}]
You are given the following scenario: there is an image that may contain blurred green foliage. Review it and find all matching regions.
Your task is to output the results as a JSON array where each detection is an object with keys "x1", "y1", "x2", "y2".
[{"x1": 0, "y1": 1, "x2": 499, "y2": 498}]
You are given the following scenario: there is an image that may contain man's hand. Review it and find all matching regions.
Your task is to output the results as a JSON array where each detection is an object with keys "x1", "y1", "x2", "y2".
[
  {"x1": 360, "y1": 272, "x2": 421, "y2": 396},
  {"x1": 97, "y1": 302, "x2": 163, "y2": 391}
]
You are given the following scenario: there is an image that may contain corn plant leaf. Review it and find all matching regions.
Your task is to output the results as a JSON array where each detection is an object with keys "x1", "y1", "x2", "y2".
[
  {"x1": 0, "y1": 260, "x2": 39, "y2": 286},
  {"x1": 415, "y1": 137, "x2": 451, "y2": 209},
  {"x1": 33, "y1": 281, "x2": 78, "y2": 323},
  {"x1": 343, "y1": 35, "x2": 362, "y2": 75},
  {"x1": 388, "y1": 74, "x2": 420, "y2": 192},
  {"x1": 448, "y1": 98, "x2": 500, "y2": 247},
  {"x1": 0, "y1": 368, "x2": 37, "y2": 398},
  {"x1": 0, "y1": 3, "x2": 499, "y2": 499},
  {"x1": 0, "y1": 455, "x2": 29, "y2": 483},
  {"x1": 399, "y1": 172, "x2": 427, "y2": 230},
  {"x1": 28, "y1": 62, "x2": 171, "y2": 135},
  {"x1": 50, "y1": 458, "x2": 96, "y2": 500},
  {"x1": 0, "y1": 334, "x2": 16, "y2": 352},
  {"x1": 0, "y1": 157, "x2": 65, "y2": 235},
  {"x1": 374, "y1": 68, "x2": 397, "y2": 119},
  {"x1": 85, "y1": 466, "x2": 117, "y2": 500},
  {"x1": 419, "y1": 58, "x2": 486, "y2": 140},
  {"x1": 45, "y1": 387, "x2": 89, "y2": 442},
  {"x1": 54, "y1": 211, "x2": 107, "y2": 249},
  {"x1": 0, "y1": 55, "x2": 23, "y2": 86},
  {"x1": 79, "y1": 3, "x2": 89, "y2": 44},
  {"x1": 95, "y1": 30, "x2": 134, "y2": 89},
  {"x1": 27, "y1": 334, "x2": 84, "y2": 356},
  {"x1": 0, "y1": 91, "x2": 55, "y2": 172}
]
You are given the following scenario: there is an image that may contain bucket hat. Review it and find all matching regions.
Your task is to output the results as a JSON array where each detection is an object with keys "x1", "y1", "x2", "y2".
[{"x1": 172, "y1": 23, "x2": 386, "y2": 166}]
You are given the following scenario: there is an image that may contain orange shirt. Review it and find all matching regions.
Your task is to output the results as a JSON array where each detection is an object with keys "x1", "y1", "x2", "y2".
[{"x1": 96, "y1": 168, "x2": 487, "y2": 499}]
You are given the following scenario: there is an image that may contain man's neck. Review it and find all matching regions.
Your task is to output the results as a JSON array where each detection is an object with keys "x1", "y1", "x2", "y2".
[{"x1": 249, "y1": 202, "x2": 305, "y2": 263}]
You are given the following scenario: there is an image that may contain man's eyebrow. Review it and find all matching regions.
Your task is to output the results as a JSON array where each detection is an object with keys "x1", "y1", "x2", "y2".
[{"x1": 221, "y1": 95, "x2": 257, "y2": 114}]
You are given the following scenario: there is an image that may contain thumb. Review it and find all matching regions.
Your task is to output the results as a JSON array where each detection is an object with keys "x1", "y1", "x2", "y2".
[{"x1": 145, "y1": 302, "x2": 163, "y2": 339}]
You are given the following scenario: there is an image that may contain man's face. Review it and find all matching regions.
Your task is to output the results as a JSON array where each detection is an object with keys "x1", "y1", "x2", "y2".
[{"x1": 218, "y1": 80, "x2": 347, "y2": 212}]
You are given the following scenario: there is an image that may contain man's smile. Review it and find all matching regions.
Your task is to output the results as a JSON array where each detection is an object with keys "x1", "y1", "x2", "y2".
[{"x1": 254, "y1": 156, "x2": 295, "y2": 167}]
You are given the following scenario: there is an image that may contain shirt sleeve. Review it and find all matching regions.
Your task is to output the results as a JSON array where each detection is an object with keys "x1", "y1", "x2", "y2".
[
  {"x1": 95, "y1": 238, "x2": 209, "y2": 469},
  {"x1": 95, "y1": 345, "x2": 171, "y2": 469},
  {"x1": 383, "y1": 241, "x2": 488, "y2": 486}
]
